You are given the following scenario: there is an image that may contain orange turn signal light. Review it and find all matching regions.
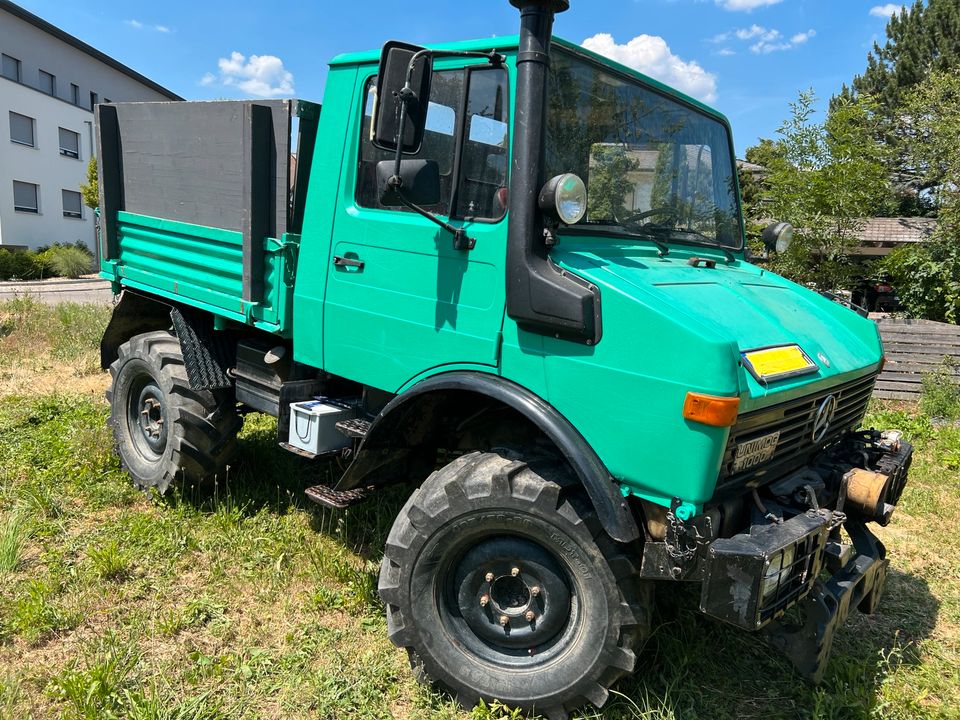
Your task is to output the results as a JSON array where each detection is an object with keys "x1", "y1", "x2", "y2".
[{"x1": 683, "y1": 392, "x2": 740, "y2": 427}]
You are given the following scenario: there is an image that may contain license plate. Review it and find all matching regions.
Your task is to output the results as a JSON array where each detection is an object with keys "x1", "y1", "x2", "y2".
[
  {"x1": 733, "y1": 431, "x2": 781, "y2": 473},
  {"x1": 742, "y1": 345, "x2": 817, "y2": 383}
]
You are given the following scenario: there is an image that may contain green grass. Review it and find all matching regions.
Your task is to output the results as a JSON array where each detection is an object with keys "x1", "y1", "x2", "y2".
[{"x1": 0, "y1": 298, "x2": 957, "y2": 719}]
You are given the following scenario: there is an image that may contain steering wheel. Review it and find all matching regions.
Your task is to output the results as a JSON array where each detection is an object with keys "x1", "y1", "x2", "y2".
[{"x1": 621, "y1": 207, "x2": 680, "y2": 226}]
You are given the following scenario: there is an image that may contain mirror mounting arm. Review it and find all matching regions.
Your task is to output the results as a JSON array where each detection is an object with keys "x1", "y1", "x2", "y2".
[
  {"x1": 390, "y1": 49, "x2": 506, "y2": 181},
  {"x1": 388, "y1": 184, "x2": 476, "y2": 251},
  {"x1": 384, "y1": 47, "x2": 498, "y2": 252}
]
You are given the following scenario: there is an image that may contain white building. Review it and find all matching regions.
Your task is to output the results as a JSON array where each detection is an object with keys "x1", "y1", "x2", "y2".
[{"x1": 0, "y1": 0, "x2": 181, "y2": 253}]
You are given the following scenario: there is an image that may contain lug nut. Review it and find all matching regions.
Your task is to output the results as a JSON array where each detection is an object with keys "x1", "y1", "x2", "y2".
[
  {"x1": 484, "y1": 572, "x2": 494, "y2": 583},
  {"x1": 530, "y1": 586, "x2": 540, "y2": 597},
  {"x1": 525, "y1": 610, "x2": 536, "y2": 622},
  {"x1": 511, "y1": 567, "x2": 520, "y2": 577},
  {"x1": 499, "y1": 615, "x2": 509, "y2": 626},
  {"x1": 479, "y1": 594, "x2": 489, "y2": 607}
]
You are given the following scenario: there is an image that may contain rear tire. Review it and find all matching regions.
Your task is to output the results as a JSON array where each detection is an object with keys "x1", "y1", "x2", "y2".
[
  {"x1": 107, "y1": 330, "x2": 240, "y2": 492},
  {"x1": 379, "y1": 451, "x2": 652, "y2": 719}
]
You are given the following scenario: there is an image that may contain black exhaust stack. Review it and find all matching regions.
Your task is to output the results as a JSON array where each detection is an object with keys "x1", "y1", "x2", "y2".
[{"x1": 506, "y1": 0, "x2": 601, "y2": 345}]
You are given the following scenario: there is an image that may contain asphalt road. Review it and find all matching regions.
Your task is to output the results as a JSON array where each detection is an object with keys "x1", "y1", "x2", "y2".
[{"x1": 0, "y1": 276, "x2": 114, "y2": 305}]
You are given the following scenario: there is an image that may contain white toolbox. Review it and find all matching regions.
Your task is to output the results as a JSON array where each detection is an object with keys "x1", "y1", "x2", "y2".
[{"x1": 287, "y1": 399, "x2": 356, "y2": 455}]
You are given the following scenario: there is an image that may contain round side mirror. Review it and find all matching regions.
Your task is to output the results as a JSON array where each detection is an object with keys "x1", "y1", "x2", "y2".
[{"x1": 761, "y1": 222, "x2": 795, "y2": 254}]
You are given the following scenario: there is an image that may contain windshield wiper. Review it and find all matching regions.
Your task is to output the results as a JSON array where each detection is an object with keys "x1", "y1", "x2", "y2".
[{"x1": 642, "y1": 226, "x2": 735, "y2": 263}]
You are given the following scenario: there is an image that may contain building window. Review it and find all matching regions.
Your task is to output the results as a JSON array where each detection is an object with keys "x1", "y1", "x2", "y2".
[
  {"x1": 89, "y1": 91, "x2": 99, "y2": 110},
  {"x1": 13, "y1": 181, "x2": 39, "y2": 213},
  {"x1": 1, "y1": 54, "x2": 20, "y2": 82},
  {"x1": 62, "y1": 189, "x2": 83, "y2": 219},
  {"x1": 71, "y1": 83, "x2": 80, "y2": 105},
  {"x1": 39, "y1": 69, "x2": 55, "y2": 96},
  {"x1": 9, "y1": 111, "x2": 35, "y2": 147},
  {"x1": 58, "y1": 127, "x2": 80, "y2": 159}
]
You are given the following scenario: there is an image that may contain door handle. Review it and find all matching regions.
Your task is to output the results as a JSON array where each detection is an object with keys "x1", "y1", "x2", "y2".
[{"x1": 332, "y1": 255, "x2": 364, "y2": 271}]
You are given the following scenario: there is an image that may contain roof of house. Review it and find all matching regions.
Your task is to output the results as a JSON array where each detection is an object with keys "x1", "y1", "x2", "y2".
[
  {"x1": 856, "y1": 217, "x2": 937, "y2": 245},
  {"x1": 0, "y1": 0, "x2": 182, "y2": 100}
]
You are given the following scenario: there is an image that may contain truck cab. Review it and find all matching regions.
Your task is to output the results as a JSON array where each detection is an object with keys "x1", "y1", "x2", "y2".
[{"x1": 95, "y1": 1, "x2": 913, "y2": 717}]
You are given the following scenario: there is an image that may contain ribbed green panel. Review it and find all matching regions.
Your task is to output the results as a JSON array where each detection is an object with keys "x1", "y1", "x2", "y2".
[{"x1": 103, "y1": 211, "x2": 295, "y2": 333}]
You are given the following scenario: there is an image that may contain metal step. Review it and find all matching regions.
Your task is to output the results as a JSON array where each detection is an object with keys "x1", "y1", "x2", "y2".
[
  {"x1": 304, "y1": 483, "x2": 371, "y2": 510},
  {"x1": 336, "y1": 417, "x2": 372, "y2": 439}
]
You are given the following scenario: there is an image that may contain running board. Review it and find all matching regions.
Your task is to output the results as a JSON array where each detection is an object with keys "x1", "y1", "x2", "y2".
[
  {"x1": 336, "y1": 418, "x2": 371, "y2": 439},
  {"x1": 304, "y1": 483, "x2": 371, "y2": 510}
]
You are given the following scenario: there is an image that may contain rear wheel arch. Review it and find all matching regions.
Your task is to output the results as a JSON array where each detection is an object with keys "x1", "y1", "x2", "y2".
[{"x1": 340, "y1": 372, "x2": 640, "y2": 543}]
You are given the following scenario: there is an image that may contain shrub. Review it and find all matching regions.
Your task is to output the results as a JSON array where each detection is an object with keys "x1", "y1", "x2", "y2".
[
  {"x1": 43, "y1": 245, "x2": 92, "y2": 278},
  {"x1": 920, "y1": 357, "x2": 960, "y2": 420},
  {"x1": 0, "y1": 244, "x2": 93, "y2": 281},
  {"x1": 884, "y1": 239, "x2": 960, "y2": 323},
  {"x1": 0, "y1": 249, "x2": 43, "y2": 281}
]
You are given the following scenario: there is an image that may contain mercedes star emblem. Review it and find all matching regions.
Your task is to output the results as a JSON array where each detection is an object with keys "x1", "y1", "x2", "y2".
[{"x1": 811, "y1": 395, "x2": 838, "y2": 444}]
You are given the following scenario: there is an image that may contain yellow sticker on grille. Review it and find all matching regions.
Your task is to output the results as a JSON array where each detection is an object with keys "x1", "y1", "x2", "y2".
[{"x1": 742, "y1": 345, "x2": 818, "y2": 382}]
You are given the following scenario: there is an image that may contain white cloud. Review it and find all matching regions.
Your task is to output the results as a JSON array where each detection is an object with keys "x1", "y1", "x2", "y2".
[
  {"x1": 716, "y1": 48, "x2": 736, "y2": 56},
  {"x1": 582, "y1": 33, "x2": 718, "y2": 103},
  {"x1": 202, "y1": 51, "x2": 295, "y2": 98},
  {"x1": 736, "y1": 24, "x2": 780, "y2": 41},
  {"x1": 869, "y1": 4, "x2": 905, "y2": 18},
  {"x1": 717, "y1": 0, "x2": 783, "y2": 11},
  {"x1": 126, "y1": 19, "x2": 171, "y2": 33},
  {"x1": 715, "y1": 24, "x2": 814, "y2": 53},
  {"x1": 751, "y1": 27, "x2": 814, "y2": 52}
]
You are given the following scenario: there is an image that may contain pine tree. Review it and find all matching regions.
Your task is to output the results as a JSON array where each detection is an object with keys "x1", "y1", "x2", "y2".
[
  {"x1": 839, "y1": 0, "x2": 960, "y2": 196},
  {"x1": 853, "y1": 0, "x2": 960, "y2": 111}
]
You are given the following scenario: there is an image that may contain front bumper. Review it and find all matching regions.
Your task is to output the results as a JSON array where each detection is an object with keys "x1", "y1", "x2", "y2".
[{"x1": 642, "y1": 432, "x2": 913, "y2": 683}]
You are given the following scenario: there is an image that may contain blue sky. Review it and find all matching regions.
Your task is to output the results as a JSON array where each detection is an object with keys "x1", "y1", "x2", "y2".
[{"x1": 17, "y1": 0, "x2": 902, "y2": 155}]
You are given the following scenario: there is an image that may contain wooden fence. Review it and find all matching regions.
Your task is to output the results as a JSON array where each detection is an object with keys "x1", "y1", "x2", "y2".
[{"x1": 875, "y1": 318, "x2": 960, "y2": 400}]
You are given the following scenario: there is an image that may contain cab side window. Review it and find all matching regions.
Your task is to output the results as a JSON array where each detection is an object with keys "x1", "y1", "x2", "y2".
[
  {"x1": 357, "y1": 66, "x2": 509, "y2": 221},
  {"x1": 455, "y1": 68, "x2": 509, "y2": 220}
]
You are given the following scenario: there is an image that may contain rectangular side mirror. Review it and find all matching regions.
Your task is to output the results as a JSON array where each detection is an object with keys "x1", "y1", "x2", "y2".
[
  {"x1": 373, "y1": 41, "x2": 433, "y2": 154},
  {"x1": 377, "y1": 159, "x2": 441, "y2": 207}
]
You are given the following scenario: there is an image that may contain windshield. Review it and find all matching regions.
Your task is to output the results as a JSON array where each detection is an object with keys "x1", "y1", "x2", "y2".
[{"x1": 545, "y1": 49, "x2": 743, "y2": 249}]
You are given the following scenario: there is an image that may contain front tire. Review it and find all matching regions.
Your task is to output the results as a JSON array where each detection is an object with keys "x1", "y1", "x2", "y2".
[
  {"x1": 379, "y1": 451, "x2": 652, "y2": 719},
  {"x1": 107, "y1": 330, "x2": 240, "y2": 492}
]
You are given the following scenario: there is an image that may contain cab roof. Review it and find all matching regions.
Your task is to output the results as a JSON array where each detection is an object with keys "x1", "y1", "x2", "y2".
[{"x1": 329, "y1": 35, "x2": 730, "y2": 126}]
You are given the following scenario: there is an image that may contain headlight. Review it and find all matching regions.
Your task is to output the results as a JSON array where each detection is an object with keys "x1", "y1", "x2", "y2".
[
  {"x1": 762, "y1": 221, "x2": 794, "y2": 254},
  {"x1": 539, "y1": 173, "x2": 587, "y2": 225},
  {"x1": 761, "y1": 544, "x2": 796, "y2": 601}
]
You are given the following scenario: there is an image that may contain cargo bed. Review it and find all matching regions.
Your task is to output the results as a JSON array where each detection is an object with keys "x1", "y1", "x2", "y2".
[{"x1": 96, "y1": 99, "x2": 319, "y2": 334}]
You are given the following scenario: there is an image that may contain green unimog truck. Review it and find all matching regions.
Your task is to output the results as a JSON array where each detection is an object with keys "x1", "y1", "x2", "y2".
[{"x1": 94, "y1": 1, "x2": 913, "y2": 716}]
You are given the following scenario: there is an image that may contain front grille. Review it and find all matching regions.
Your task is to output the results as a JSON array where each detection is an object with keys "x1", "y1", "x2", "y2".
[{"x1": 716, "y1": 373, "x2": 877, "y2": 496}]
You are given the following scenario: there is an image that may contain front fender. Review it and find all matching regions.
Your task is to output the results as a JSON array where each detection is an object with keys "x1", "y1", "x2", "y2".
[{"x1": 336, "y1": 371, "x2": 640, "y2": 543}]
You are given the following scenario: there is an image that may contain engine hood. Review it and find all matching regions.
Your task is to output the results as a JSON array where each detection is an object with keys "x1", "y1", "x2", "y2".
[{"x1": 554, "y1": 242, "x2": 883, "y2": 397}]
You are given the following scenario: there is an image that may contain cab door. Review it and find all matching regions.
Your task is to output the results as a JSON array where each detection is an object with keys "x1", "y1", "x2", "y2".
[{"x1": 322, "y1": 62, "x2": 511, "y2": 392}]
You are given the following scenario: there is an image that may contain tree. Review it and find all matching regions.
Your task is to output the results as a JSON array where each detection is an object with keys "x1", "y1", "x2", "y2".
[
  {"x1": 80, "y1": 156, "x2": 98, "y2": 209},
  {"x1": 850, "y1": 0, "x2": 960, "y2": 116},
  {"x1": 836, "y1": 0, "x2": 960, "y2": 199},
  {"x1": 882, "y1": 70, "x2": 960, "y2": 322},
  {"x1": 761, "y1": 90, "x2": 889, "y2": 291}
]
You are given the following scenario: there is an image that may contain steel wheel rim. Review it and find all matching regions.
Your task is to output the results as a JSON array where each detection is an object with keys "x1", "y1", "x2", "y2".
[
  {"x1": 126, "y1": 372, "x2": 167, "y2": 460},
  {"x1": 436, "y1": 529, "x2": 579, "y2": 668}
]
